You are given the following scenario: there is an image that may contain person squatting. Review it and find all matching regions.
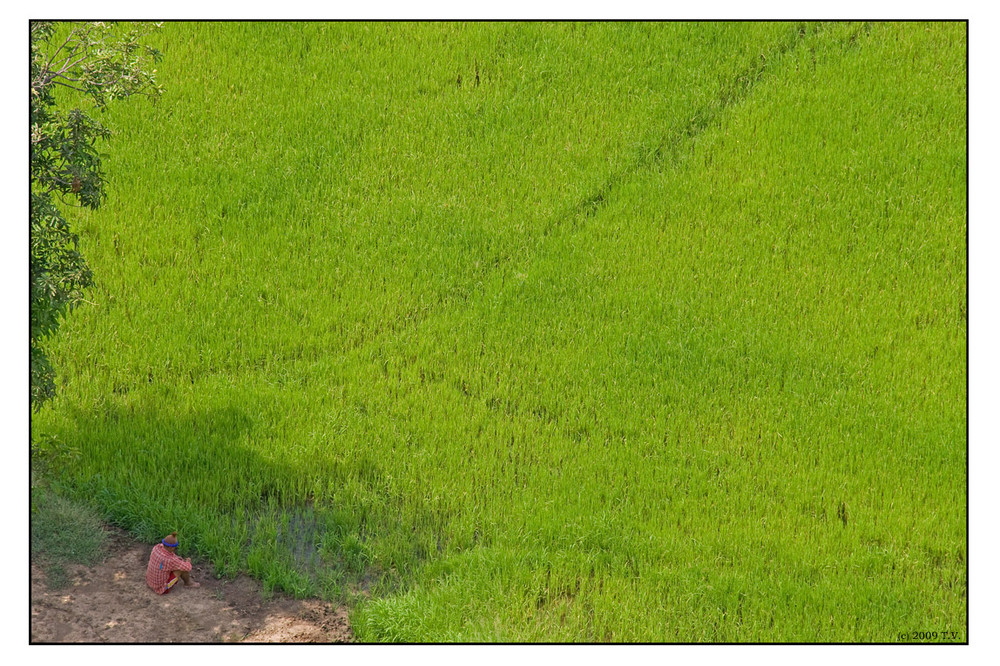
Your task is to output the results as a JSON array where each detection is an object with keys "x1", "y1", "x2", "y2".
[{"x1": 146, "y1": 532, "x2": 200, "y2": 594}]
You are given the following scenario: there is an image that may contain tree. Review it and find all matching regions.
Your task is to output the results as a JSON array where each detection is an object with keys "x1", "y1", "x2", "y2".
[{"x1": 30, "y1": 21, "x2": 164, "y2": 410}]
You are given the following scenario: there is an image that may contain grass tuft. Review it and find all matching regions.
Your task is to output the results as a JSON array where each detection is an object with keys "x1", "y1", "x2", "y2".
[{"x1": 31, "y1": 487, "x2": 109, "y2": 588}]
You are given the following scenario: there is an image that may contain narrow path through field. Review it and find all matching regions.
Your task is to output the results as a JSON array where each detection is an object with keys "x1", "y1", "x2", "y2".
[
  {"x1": 30, "y1": 526, "x2": 352, "y2": 643},
  {"x1": 555, "y1": 21, "x2": 854, "y2": 230}
]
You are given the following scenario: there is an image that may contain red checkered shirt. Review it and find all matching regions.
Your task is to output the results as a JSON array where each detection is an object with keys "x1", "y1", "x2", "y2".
[{"x1": 146, "y1": 543, "x2": 192, "y2": 594}]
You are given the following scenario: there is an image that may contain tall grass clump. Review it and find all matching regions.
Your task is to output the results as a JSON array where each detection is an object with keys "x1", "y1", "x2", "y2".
[{"x1": 32, "y1": 21, "x2": 965, "y2": 641}]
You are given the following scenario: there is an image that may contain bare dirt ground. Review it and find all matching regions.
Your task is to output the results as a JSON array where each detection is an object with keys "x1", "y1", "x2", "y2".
[{"x1": 30, "y1": 526, "x2": 353, "y2": 643}]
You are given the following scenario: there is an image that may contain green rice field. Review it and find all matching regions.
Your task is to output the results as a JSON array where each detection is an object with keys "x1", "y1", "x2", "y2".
[{"x1": 31, "y1": 21, "x2": 966, "y2": 642}]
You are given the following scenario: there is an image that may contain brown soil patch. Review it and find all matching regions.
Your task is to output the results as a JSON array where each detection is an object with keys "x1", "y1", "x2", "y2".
[{"x1": 30, "y1": 526, "x2": 353, "y2": 643}]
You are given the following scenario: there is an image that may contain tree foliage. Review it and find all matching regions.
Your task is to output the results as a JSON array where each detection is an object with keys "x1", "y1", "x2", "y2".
[{"x1": 30, "y1": 21, "x2": 163, "y2": 409}]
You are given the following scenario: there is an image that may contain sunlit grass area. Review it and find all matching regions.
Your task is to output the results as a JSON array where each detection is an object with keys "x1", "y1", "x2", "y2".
[{"x1": 33, "y1": 21, "x2": 965, "y2": 642}]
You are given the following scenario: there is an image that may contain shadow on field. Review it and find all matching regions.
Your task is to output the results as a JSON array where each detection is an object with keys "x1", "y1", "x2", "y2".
[
  {"x1": 43, "y1": 398, "x2": 360, "y2": 595},
  {"x1": 53, "y1": 399, "x2": 277, "y2": 509}
]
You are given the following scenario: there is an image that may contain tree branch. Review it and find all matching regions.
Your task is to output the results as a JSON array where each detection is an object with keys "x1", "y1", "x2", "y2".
[
  {"x1": 50, "y1": 80, "x2": 90, "y2": 94},
  {"x1": 43, "y1": 27, "x2": 83, "y2": 79},
  {"x1": 51, "y1": 54, "x2": 89, "y2": 79}
]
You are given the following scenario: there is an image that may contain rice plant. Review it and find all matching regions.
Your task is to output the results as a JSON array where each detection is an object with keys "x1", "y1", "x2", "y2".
[{"x1": 32, "y1": 21, "x2": 966, "y2": 642}]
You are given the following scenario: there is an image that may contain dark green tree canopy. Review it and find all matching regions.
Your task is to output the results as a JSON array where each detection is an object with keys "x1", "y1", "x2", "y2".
[{"x1": 30, "y1": 21, "x2": 163, "y2": 409}]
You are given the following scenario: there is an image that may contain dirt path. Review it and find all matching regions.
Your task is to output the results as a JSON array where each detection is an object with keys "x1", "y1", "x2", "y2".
[{"x1": 30, "y1": 526, "x2": 353, "y2": 643}]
